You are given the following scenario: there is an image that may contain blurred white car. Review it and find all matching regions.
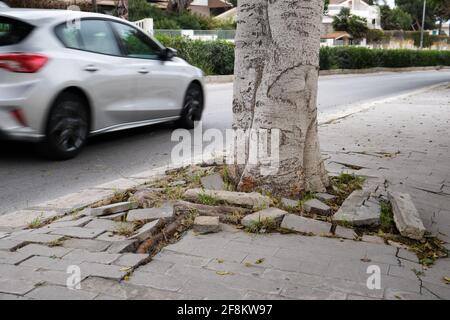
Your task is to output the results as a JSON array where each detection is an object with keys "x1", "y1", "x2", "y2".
[
  {"x1": 0, "y1": 9, "x2": 205, "y2": 159},
  {"x1": 0, "y1": 2, "x2": 9, "y2": 8}
]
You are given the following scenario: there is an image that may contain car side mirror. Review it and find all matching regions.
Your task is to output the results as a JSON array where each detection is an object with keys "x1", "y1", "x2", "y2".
[{"x1": 160, "y1": 47, "x2": 177, "y2": 61}]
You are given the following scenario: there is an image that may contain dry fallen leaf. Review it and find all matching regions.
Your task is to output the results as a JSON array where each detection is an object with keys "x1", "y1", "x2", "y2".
[
  {"x1": 255, "y1": 258, "x2": 265, "y2": 265},
  {"x1": 443, "y1": 276, "x2": 450, "y2": 284},
  {"x1": 244, "y1": 262, "x2": 253, "y2": 267},
  {"x1": 216, "y1": 271, "x2": 234, "y2": 276},
  {"x1": 217, "y1": 259, "x2": 224, "y2": 264}
]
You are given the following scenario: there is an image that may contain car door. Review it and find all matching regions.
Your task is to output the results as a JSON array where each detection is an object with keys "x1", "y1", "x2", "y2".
[
  {"x1": 109, "y1": 21, "x2": 182, "y2": 121},
  {"x1": 55, "y1": 19, "x2": 136, "y2": 131}
]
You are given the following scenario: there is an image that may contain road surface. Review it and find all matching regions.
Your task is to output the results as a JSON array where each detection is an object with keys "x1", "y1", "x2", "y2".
[{"x1": 1, "y1": 70, "x2": 449, "y2": 215}]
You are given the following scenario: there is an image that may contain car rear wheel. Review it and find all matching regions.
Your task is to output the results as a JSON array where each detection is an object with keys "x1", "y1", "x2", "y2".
[
  {"x1": 177, "y1": 83, "x2": 204, "y2": 129},
  {"x1": 41, "y1": 92, "x2": 89, "y2": 160}
]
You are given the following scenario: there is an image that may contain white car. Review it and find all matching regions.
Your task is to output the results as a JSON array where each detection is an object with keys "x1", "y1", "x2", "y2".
[{"x1": 0, "y1": 9, "x2": 205, "y2": 159}]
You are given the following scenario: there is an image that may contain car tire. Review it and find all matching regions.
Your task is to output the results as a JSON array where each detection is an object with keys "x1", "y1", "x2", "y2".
[
  {"x1": 40, "y1": 91, "x2": 89, "y2": 160},
  {"x1": 177, "y1": 83, "x2": 204, "y2": 130}
]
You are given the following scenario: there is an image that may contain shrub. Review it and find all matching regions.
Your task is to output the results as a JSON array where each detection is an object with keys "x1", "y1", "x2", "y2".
[{"x1": 156, "y1": 36, "x2": 450, "y2": 74}]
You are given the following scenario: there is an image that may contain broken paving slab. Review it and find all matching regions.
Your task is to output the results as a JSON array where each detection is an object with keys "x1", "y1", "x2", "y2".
[
  {"x1": 89, "y1": 202, "x2": 138, "y2": 217},
  {"x1": 99, "y1": 212, "x2": 127, "y2": 221},
  {"x1": 193, "y1": 216, "x2": 221, "y2": 234},
  {"x1": 184, "y1": 188, "x2": 272, "y2": 209},
  {"x1": 333, "y1": 190, "x2": 381, "y2": 226},
  {"x1": 280, "y1": 214, "x2": 332, "y2": 235},
  {"x1": 84, "y1": 219, "x2": 134, "y2": 233},
  {"x1": 126, "y1": 202, "x2": 174, "y2": 222},
  {"x1": 303, "y1": 199, "x2": 332, "y2": 216},
  {"x1": 107, "y1": 240, "x2": 138, "y2": 254},
  {"x1": 241, "y1": 208, "x2": 287, "y2": 228},
  {"x1": 113, "y1": 253, "x2": 150, "y2": 268},
  {"x1": 200, "y1": 173, "x2": 226, "y2": 190},
  {"x1": 129, "y1": 220, "x2": 161, "y2": 242},
  {"x1": 388, "y1": 192, "x2": 426, "y2": 240}
]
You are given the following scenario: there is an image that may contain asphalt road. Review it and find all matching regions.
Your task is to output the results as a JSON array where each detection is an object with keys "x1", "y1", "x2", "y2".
[{"x1": 1, "y1": 70, "x2": 449, "y2": 215}]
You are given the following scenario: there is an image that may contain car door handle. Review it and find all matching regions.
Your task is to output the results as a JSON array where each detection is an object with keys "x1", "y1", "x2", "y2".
[
  {"x1": 84, "y1": 65, "x2": 99, "y2": 72},
  {"x1": 138, "y1": 68, "x2": 149, "y2": 74}
]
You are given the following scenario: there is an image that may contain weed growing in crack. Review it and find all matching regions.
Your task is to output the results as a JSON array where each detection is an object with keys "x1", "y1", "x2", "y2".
[
  {"x1": 197, "y1": 192, "x2": 219, "y2": 206},
  {"x1": 246, "y1": 217, "x2": 278, "y2": 234},
  {"x1": 27, "y1": 214, "x2": 45, "y2": 229}
]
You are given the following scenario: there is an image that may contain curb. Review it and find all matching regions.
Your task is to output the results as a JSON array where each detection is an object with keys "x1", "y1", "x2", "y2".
[
  {"x1": 0, "y1": 153, "x2": 222, "y2": 230},
  {"x1": 205, "y1": 66, "x2": 450, "y2": 84}
]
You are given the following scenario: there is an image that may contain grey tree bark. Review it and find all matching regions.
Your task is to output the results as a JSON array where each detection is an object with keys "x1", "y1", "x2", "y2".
[{"x1": 231, "y1": 0, "x2": 329, "y2": 197}]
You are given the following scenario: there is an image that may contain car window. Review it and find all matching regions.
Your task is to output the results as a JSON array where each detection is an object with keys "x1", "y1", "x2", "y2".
[
  {"x1": 0, "y1": 16, "x2": 34, "y2": 46},
  {"x1": 55, "y1": 19, "x2": 120, "y2": 56},
  {"x1": 111, "y1": 22, "x2": 161, "y2": 59}
]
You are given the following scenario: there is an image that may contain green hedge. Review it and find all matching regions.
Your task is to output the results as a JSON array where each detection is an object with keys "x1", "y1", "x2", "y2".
[{"x1": 156, "y1": 36, "x2": 450, "y2": 74}]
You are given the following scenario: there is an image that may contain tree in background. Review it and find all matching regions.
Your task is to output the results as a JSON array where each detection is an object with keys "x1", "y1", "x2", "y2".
[
  {"x1": 395, "y1": 0, "x2": 436, "y2": 30},
  {"x1": 429, "y1": 0, "x2": 450, "y2": 34},
  {"x1": 232, "y1": 0, "x2": 329, "y2": 196},
  {"x1": 332, "y1": 8, "x2": 369, "y2": 40},
  {"x1": 380, "y1": 5, "x2": 413, "y2": 30},
  {"x1": 167, "y1": 0, "x2": 193, "y2": 14}
]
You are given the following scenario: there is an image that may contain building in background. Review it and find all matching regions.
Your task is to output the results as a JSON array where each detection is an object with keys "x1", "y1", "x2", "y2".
[{"x1": 322, "y1": 0, "x2": 382, "y2": 35}]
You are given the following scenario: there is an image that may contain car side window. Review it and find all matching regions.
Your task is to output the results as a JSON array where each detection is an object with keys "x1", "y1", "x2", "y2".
[
  {"x1": 111, "y1": 22, "x2": 161, "y2": 59},
  {"x1": 55, "y1": 19, "x2": 120, "y2": 56}
]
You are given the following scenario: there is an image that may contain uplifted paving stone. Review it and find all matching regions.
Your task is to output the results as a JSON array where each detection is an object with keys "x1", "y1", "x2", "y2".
[
  {"x1": 388, "y1": 192, "x2": 426, "y2": 240},
  {"x1": 50, "y1": 227, "x2": 105, "y2": 239},
  {"x1": 281, "y1": 214, "x2": 332, "y2": 235},
  {"x1": 129, "y1": 220, "x2": 160, "y2": 242},
  {"x1": 184, "y1": 188, "x2": 272, "y2": 209},
  {"x1": 89, "y1": 202, "x2": 138, "y2": 217},
  {"x1": 85, "y1": 219, "x2": 134, "y2": 233},
  {"x1": 315, "y1": 193, "x2": 337, "y2": 202},
  {"x1": 62, "y1": 249, "x2": 121, "y2": 264},
  {"x1": 9, "y1": 233, "x2": 64, "y2": 244},
  {"x1": 99, "y1": 212, "x2": 127, "y2": 221},
  {"x1": 193, "y1": 216, "x2": 221, "y2": 234},
  {"x1": 107, "y1": 240, "x2": 138, "y2": 254},
  {"x1": 241, "y1": 208, "x2": 287, "y2": 228},
  {"x1": 42, "y1": 216, "x2": 92, "y2": 229},
  {"x1": 0, "y1": 251, "x2": 33, "y2": 265},
  {"x1": 96, "y1": 232, "x2": 127, "y2": 242},
  {"x1": 303, "y1": 199, "x2": 332, "y2": 216},
  {"x1": 127, "y1": 202, "x2": 174, "y2": 222},
  {"x1": 78, "y1": 262, "x2": 128, "y2": 280},
  {"x1": 200, "y1": 173, "x2": 226, "y2": 190},
  {"x1": 333, "y1": 226, "x2": 357, "y2": 240},
  {"x1": 333, "y1": 190, "x2": 381, "y2": 226},
  {"x1": 0, "y1": 239, "x2": 27, "y2": 251},
  {"x1": 281, "y1": 198, "x2": 299, "y2": 208}
]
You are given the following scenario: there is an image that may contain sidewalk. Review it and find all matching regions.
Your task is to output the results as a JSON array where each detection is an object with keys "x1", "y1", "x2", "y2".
[{"x1": 0, "y1": 85, "x2": 449, "y2": 300}]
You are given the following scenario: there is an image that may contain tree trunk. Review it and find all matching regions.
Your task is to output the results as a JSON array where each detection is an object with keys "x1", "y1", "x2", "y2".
[
  {"x1": 231, "y1": 0, "x2": 329, "y2": 198},
  {"x1": 117, "y1": 0, "x2": 129, "y2": 20}
]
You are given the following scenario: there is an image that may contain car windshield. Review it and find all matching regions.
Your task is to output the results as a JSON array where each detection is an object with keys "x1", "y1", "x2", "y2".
[{"x1": 0, "y1": 16, "x2": 34, "y2": 46}]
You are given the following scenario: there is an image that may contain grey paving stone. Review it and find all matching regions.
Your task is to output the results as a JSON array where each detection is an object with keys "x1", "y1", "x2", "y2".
[
  {"x1": 9, "y1": 233, "x2": 63, "y2": 244},
  {"x1": 384, "y1": 288, "x2": 435, "y2": 300},
  {"x1": 397, "y1": 249, "x2": 419, "y2": 263},
  {"x1": 107, "y1": 240, "x2": 138, "y2": 254},
  {"x1": 62, "y1": 239, "x2": 111, "y2": 252},
  {"x1": 200, "y1": 173, "x2": 226, "y2": 190},
  {"x1": 17, "y1": 244, "x2": 72, "y2": 258},
  {"x1": 389, "y1": 192, "x2": 426, "y2": 240},
  {"x1": 25, "y1": 285, "x2": 97, "y2": 300},
  {"x1": 315, "y1": 193, "x2": 337, "y2": 202},
  {"x1": 85, "y1": 219, "x2": 134, "y2": 233},
  {"x1": 0, "y1": 251, "x2": 32, "y2": 265},
  {"x1": 127, "y1": 202, "x2": 174, "y2": 222},
  {"x1": 19, "y1": 256, "x2": 80, "y2": 271},
  {"x1": 127, "y1": 271, "x2": 186, "y2": 292},
  {"x1": 0, "y1": 293, "x2": 28, "y2": 300},
  {"x1": 62, "y1": 249, "x2": 121, "y2": 264},
  {"x1": 0, "y1": 278, "x2": 37, "y2": 296},
  {"x1": 154, "y1": 250, "x2": 211, "y2": 268},
  {"x1": 303, "y1": 199, "x2": 332, "y2": 216},
  {"x1": 184, "y1": 188, "x2": 272, "y2": 209},
  {"x1": 129, "y1": 220, "x2": 160, "y2": 242},
  {"x1": 99, "y1": 212, "x2": 127, "y2": 221},
  {"x1": 334, "y1": 191, "x2": 381, "y2": 226},
  {"x1": 241, "y1": 208, "x2": 287, "y2": 228},
  {"x1": 96, "y1": 232, "x2": 127, "y2": 242},
  {"x1": 42, "y1": 216, "x2": 92, "y2": 229},
  {"x1": 179, "y1": 278, "x2": 246, "y2": 300},
  {"x1": 361, "y1": 235, "x2": 386, "y2": 245},
  {"x1": 137, "y1": 259, "x2": 174, "y2": 274},
  {"x1": 280, "y1": 214, "x2": 332, "y2": 235},
  {"x1": 281, "y1": 286, "x2": 347, "y2": 300},
  {"x1": 0, "y1": 239, "x2": 25, "y2": 251},
  {"x1": 193, "y1": 216, "x2": 221, "y2": 234},
  {"x1": 78, "y1": 262, "x2": 128, "y2": 280},
  {"x1": 89, "y1": 202, "x2": 138, "y2": 217},
  {"x1": 205, "y1": 259, "x2": 266, "y2": 277},
  {"x1": 333, "y1": 226, "x2": 357, "y2": 240},
  {"x1": 244, "y1": 291, "x2": 290, "y2": 300},
  {"x1": 50, "y1": 227, "x2": 106, "y2": 239},
  {"x1": 113, "y1": 253, "x2": 150, "y2": 268}
]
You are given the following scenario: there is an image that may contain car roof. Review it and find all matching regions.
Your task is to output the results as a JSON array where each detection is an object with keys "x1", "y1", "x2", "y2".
[{"x1": 0, "y1": 8, "x2": 124, "y2": 26}]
